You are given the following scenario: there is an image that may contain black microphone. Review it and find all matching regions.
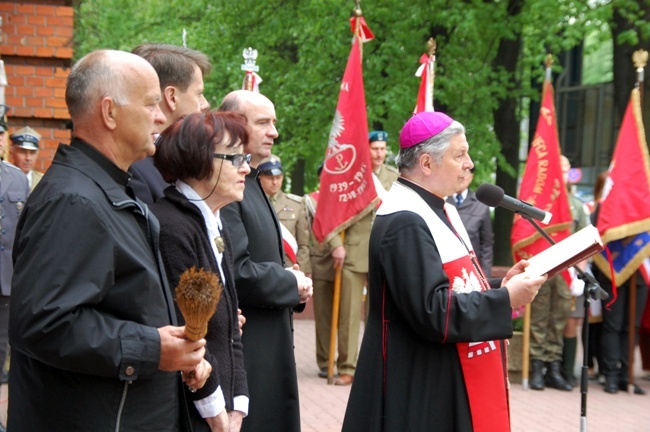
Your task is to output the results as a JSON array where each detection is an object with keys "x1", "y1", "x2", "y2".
[{"x1": 475, "y1": 183, "x2": 552, "y2": 224}]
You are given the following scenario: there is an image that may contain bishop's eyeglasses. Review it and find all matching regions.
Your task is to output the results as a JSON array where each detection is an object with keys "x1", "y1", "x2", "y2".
[{"x1": 213, "y1": 153, "x2": 252, "y2": 167}]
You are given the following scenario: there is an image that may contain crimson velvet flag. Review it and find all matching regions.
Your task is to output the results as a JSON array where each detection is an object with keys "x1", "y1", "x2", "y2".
[
  {"x1": 312, "y1": 18, "x2": 377, "y2": 244},
  {"x1": 511, "y1": 82, "x2": 573, "y2": 274},
  {"x1": 592, "y1": 88, "x2": 650, "y2": 288}
]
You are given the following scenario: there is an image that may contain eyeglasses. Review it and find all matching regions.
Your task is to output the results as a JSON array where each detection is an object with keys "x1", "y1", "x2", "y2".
[{"x1": 213, "y1": 153, "x2": 251, "y2": 167}]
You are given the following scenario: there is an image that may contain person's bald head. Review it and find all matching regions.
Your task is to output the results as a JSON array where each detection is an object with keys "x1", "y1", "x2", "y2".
[
  {"x1": 65, "y1": 49, "x2": 166, "y2": 170},
  {"x1": 66, "y1": 50, "x2": 153, "y2": 123},
  {"x1": 218, "y1": 90, "x2": 278, "y2": 167}
]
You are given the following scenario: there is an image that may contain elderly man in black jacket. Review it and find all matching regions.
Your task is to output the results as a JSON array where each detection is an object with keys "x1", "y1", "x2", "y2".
[{"x1": 8, "y1": 50, "x2": 209, "y2": 432}]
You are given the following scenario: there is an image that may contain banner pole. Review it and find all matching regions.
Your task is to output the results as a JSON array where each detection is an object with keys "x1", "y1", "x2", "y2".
[{"x1": 327, "y1": 231, "x2": 345, "y2": 384}]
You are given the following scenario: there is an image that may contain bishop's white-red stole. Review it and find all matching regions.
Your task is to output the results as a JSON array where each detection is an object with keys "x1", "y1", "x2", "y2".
[{"x1": 377, "y1": 182, "x2": 510, "y2": 432}]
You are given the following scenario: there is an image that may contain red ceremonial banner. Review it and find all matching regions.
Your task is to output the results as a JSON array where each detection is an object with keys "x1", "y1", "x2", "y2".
[
  {"x1": 312, "y1": 30, "x2": 377, "y2": 244},
  {"x1": 511, "y1": 82, "x2": 573, "y2": 265},
  {"x1": 592, "y1": 88, "x2": 650, "y2": 285}
]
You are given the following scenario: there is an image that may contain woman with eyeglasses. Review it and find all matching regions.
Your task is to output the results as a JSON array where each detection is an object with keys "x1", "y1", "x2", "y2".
[{"x1": 152, "y1": 110, "x2": 251, "y2": 432}]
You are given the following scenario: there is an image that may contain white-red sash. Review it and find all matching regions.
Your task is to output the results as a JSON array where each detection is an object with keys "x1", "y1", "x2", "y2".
[
  {"x1": 378, "y1": 182, "x2": 510, "y2": 432},
  {"x1": 280, "y1": 223, "x2": 298, "y2": 265}
]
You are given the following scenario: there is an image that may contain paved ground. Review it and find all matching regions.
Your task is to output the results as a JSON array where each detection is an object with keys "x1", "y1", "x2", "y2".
[
  {"x1": 1, "y1": 318, "x2": 648, "y2": 431},
  {"x1": 295, "y1": 318, "x2": 649, "y2": 432}
]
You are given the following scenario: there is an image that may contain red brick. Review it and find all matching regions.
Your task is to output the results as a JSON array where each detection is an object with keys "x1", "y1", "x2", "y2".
[
  {"x1": 54, "y1": 68, "x2": 70, "y2": 78},
  {"x1": 35, "y1": 47, "x2": 55, "y2": 57},
  {"x1": 46, "y1": 16, "x2": 73, "y2": 27},
  {"x1": 35, "y1": 67, "x2": 53, "y2": 77},
  {"x1": 54, "y1": 47, "x2": 73, "y2": 59},
  {"x1": 55, "y1": 6, "x2": 74, "y2": 17},
  {"x1": 36, "y1": 26, "x2": 55, "y2": 37},
  {"x1": 26, "y1": 97, "x2": 43, "y2": 108},
  {"x1": 34, "y1": 107, "x2": 54, "y2": 118},
  {"x1": 2, "y1": 23, "x2": 16, "y2": 35},
  {"x1": 35, "y1": 5, "x2": 55, "y2": 16},
  {"x1": 35, "y1": 88, "x2": 54, "y2": 98},
  {"x1": 15, "y1": 66, "x2": 35, "y2": 76},
  {"x1": 12, "y1": 107, "x2": 32, "y2": 118},
  {"x1": 53, "y1": 129, "x2": 70, "y2": 139},
  {"x1": 26, "y1": 76, "x2": 44, "y2": 87},
  {"x1": 6, "y1": 14, "x2": 25, "y2": 25},
  {"x1": 6, "y1": 75, "x2": 25, "y2": 87},
  {"x1": 47, "y1": 98, "x2": 67, "y2": 109},
  {"x1": 45, "y1": 77, "x2": 66, "y2": 88},
  {"x1": 0, "y1": 47, "x2": 13, "y2": 56},
  {"x1": 17, "y1": 24, "x2": 34, "y2": 36},
  {"x1": 5, "y1": 96, "x2": 24, "y2": 107},
  {"x1": 54, "y1": 26, "x2": 73, "y2": 38},
  {"x1": 16, "y1": 46, "x2": 35, "y2": 56},
  {"x1": 0, "y1": 3, "x2": 15, "y2": 12},
  {"x1": 46, "y1": 37, "x2": 69, "y2": 48},
  {"x1": 54, "y1": 88, "x2": 66, "y2": 99},
  {"x1": 53, "y1": 108, "x2": 69, "y2": 119},
  {"x1": 27, "y1": 36, "x2": 46, "y2": 47},
  {"x1": 6, "y1": 35, "x2": 24, "y2": 46},
  {"x1": 16, "y1": 87, "x2": 33, "y2": 97},
  {"x1": 16, "y1": 4, "x2": 35, "y2": 14},
  {"x1": 27, "y1": 15, "x2": 47, "y2": 26}
]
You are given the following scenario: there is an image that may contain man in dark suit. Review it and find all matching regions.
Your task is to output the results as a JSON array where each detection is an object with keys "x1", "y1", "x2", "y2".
[
  {"x1": 447, "y1": 168, "x2": 494, "y2": 277},
  {"x1": 129, "y1": 43, "x2": 211, "y2": 205},
  {"x1": 218, "y1": 90, "x2": 312, "y2": 432}
]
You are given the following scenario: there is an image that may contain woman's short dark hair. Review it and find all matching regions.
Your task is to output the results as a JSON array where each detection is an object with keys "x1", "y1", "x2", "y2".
[{"x1": 154, "y1": 110, "x2": 249, "y2": 182}]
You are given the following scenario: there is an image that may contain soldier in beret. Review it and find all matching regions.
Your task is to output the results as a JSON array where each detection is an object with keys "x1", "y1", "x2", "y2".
[
  {"x1": 10, "y1": 126, "x2": 44, "y2": 191},
  {"x1": 258, "y1": 155, "x2": 311, "y2": 275},
  {"x1": 0, "y1": 105, "x2": 30, "y2": 432}
]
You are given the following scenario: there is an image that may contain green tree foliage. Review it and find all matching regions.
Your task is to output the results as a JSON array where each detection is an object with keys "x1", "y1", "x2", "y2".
[{"x1": 74, "y1": 0, "x2": 649, "y2": 262}]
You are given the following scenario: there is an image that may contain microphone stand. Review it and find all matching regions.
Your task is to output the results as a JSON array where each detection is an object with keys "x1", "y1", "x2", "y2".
[{"x1": 520, "y1": 214, "x2": 608, "y2": 432}]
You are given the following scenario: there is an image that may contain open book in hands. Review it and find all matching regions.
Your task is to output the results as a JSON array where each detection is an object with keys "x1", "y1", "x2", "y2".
[{"x1": 524, "y1": 224, "x2": 604, "y2": 278}]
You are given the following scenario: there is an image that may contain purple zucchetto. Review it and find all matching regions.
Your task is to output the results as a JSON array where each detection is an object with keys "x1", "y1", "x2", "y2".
[{"x1": 399, "y1": 111, "x2": 454, "y2": 149}]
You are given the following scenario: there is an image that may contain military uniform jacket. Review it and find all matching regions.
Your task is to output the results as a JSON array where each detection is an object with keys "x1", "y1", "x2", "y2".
[
  {"x1": 270, "y1": 190, "x2": 311, "y2": 274},
  {"x1": 221, "y1": 168, "x2": 302, "y2": 432},
  {"x1": 305, "y1": 192, "x2": 342, "y2": 282},
  {"x1": 0, "y1": 161, "x2": 28, "y2": 295},
  {"x1": 343, "y1": 164, "x2": 398, "y2": 273}
]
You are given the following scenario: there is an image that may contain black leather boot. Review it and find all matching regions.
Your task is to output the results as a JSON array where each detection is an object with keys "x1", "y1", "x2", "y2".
[
  {"x1": 604, "y1": 375, "x2": 618, "y2": 394},
  {"x1": 545, "y1": 361, "x2": 573, "y2": 391},
  {"x1": 530, "y1": 359, "x2": 545, "y2": 390}
]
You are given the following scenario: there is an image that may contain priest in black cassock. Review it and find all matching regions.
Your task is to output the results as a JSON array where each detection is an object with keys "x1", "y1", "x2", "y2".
[{"x1": 341, "y1": 111, "x2": 547, "y2": 432}]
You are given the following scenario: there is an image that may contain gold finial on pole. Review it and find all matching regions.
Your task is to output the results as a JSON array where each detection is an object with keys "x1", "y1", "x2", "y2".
[
  {"x1": 633, "y1": 49, "x2": 648, "y2": 85},
  {"x1": 633, "y1": 49, "x2": 647, "y2": 105},
  {"x1": 633, "y1": 49, "x2": 648, "y2": 70},
  {"x1": 544, "y1": 54, "x2": 553, "y2": 82},
  {"x1": 427, "y1": 38, "x2": 437, "y2": 57},
  {"x1": 544, "y1": 54, "x2": 554, "y2": 68},
  {"x1": 353, "y1": 0, "x2": 362, "y2": 16}
]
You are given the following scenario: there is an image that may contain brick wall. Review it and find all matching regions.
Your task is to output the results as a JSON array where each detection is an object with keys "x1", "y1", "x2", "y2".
[{"x1": 0, "y1": 0, "x2": 73, "y2": 172}]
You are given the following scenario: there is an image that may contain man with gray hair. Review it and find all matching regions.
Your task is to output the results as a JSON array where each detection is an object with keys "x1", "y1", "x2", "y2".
[
  {"x1": 8, "y1": 50, "x2": 210, "y2": 431},
  {"x1": 342, "y1": 111, "x2": 546, "y2": 432}
]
